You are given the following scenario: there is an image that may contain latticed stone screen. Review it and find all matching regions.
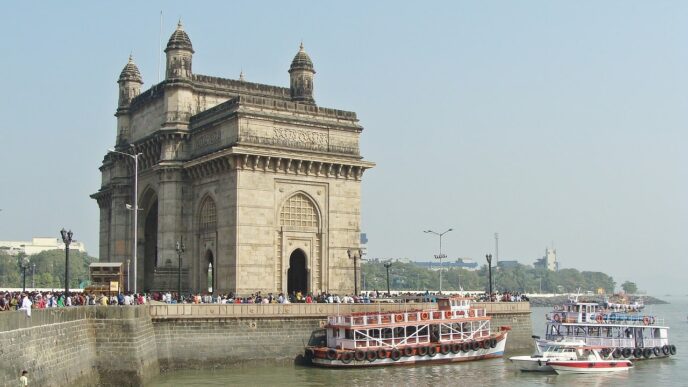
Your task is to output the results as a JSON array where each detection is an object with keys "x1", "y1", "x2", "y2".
[
  {"x1": 199, "y1": 197, "x2": 217, "y2": 231},
  {"x1": 280, "y1": 193, "x2": 318, "y2": 228}
]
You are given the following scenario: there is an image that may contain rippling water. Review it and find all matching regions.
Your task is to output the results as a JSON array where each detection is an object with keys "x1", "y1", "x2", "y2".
[{"x1": 147, "y1": 296, "x2": 687, "y2": 386}]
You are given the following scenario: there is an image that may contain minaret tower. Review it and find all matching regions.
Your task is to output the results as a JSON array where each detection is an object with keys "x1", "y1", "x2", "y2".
[
  {"x1": 116, "y1": 55, "x2": 143, "y2": 144},
  {"x1": 165, "y1": 20, "x2": 194, "y2": 80},
  {"x1": 289, "y1": 43, "x2": 316, "y2": 104}
]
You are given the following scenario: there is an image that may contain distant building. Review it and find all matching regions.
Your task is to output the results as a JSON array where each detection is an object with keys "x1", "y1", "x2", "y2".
[
  {"x1": 534, "y1": 248, "x2": 558, "y2": 271},
  {"x1": 0, "y1": 237, "x2": 87, "y2": 256}
]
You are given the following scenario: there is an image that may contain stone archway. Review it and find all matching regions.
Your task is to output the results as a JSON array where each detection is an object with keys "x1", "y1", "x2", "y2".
[
  {"x1": 143, "y1": 199, "x2": 158, "y2": 292},
  {"x1": 204, "y1": 250, "x2": 214, "y2": 293},
  {"x1": 287, "y1": 249, "x2": 307, "y2": 294}
]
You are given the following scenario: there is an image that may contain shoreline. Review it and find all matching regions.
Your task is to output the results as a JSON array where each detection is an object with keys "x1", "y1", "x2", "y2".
[{"x1": 528, "y1": 295, "x2": 668, "y2": 307}]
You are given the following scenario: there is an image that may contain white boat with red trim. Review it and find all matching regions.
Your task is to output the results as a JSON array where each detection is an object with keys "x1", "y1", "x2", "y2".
[
  {"x1": 547, "y1": 346, "x2": 633, "y2": 374},
  {"x1": 304, "y1": 296, "x2": 510, "y2": 367},
  {"x1": 509, "y1": 339, "x2": 586, "y2": 372}
]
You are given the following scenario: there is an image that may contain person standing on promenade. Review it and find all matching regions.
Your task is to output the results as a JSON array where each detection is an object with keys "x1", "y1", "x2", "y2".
[
  {"x1": 18, "y1": 294, "x2": 32, "y2": 318},
  {"x1": 19, "y1": 370, "x2": 28, "y2": 386}
]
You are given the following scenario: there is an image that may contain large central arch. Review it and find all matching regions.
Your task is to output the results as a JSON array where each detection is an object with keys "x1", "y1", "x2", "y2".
[{"x1": 287, "y1": 249, "x2": 307, "y2": 294}]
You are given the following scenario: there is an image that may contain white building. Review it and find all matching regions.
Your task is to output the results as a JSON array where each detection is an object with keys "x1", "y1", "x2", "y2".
[
  {"x1": 0, "y1": 237, "x2": 87, "y2": 256},
  {"x1": 534, "y1": 248, "x2": 558, "y2": 271}
]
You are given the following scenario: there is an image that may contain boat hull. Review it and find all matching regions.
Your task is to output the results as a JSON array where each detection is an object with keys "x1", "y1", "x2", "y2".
[
  {"x1": 309, "y1": 333, "x2": 507, "y2": 368},
  {"x1": 509, "y1": 356, "x2": 554, "y2": 372},
  {"x1": 548, "y1": 360, "x2": 632, "y2": 374}
]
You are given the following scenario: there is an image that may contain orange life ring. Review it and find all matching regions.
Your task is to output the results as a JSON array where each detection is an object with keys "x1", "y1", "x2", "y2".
[
  {"x1": 445, "y1": 311, "x2": 452, "y2": 318},
  {"x1": 468, "y1": 309, "x2": 475, "y2": 318},
  {"x1": 553, "y1": 314, "x2": 561, "y2": 322},
  {"x1": 395, "y1": 314, "x2": 403, "y2": 323},
  {"x1": 596, "y1": 314, "x2": 603, "y2": 323},
  {"x1": 432, "y1": 311, "x2": 441, "y2": 319},
  {"x1": 643, "y1": 316, "x2": 650, "y2": 325},
  {"x1": 421, "y1": 312, "x2": 429, "y2": 321}
]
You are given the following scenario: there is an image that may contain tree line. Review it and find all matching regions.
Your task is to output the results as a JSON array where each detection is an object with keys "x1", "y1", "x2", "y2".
[
  {"x1": 361, "y1": 260, "x2": 621, "y2": 294},
  {"x1": 0, "y1": 249, "x2": 97, "y2": 289}
]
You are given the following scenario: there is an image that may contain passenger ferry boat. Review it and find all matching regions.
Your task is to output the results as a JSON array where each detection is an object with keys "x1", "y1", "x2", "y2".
[
  {"x1": 305, "y1": 296, "x2": 510, "y2": 367},
  {"x1": 541, "y1": 295, "x2": 676, "y2": 360}
]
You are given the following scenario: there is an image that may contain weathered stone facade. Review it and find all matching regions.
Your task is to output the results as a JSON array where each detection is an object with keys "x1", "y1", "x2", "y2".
[{"x1": 92, "y1": 22, "x2": 374, "y2": 295}]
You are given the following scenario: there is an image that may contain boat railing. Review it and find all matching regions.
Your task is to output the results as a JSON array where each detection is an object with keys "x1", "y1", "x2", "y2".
[
  {"x1": 546, "y1": 312, "x2": 663, "y2": 326},
  {"x1": 327, "y1": 307, "x2": 488, "y2": 327},
  {"x1": 642, "y1": 338, "x2": 669, "y2": 348}
]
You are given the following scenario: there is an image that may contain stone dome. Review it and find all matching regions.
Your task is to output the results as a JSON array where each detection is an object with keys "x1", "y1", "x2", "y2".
[
  {"x1": 118, "y1": 55, "x2": 143, "y2": 83},
  {"x1": 289, "y1": 43, "x2": 314, "y2": 73},
  {"x1": 165, "y1": 20, "x2": 194, "y2": 53}
]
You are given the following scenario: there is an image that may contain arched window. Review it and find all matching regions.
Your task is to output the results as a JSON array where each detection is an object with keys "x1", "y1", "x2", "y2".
[
  {"x1": 280, "y1": 193, "x2": 318, "y2": 228},
  {"x1": 199, "y1": 197, "x2": 217, "y2": 232}
]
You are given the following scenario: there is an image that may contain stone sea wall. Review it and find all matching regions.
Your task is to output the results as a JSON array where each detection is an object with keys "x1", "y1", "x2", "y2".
[{"x1": 0, "y1": 302, "x2": 531, "y2": 387}]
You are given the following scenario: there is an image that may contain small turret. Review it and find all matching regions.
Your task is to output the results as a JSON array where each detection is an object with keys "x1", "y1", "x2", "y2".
[
  {"x1": 289, "y1": 43, "x2": 316, "y2": 104},
  {"x1": 118, "y1": 55, "x2": 143, "y2": 107},
  {"x1": 165, "y1": 20, "x2": 194, "y2": 80}
]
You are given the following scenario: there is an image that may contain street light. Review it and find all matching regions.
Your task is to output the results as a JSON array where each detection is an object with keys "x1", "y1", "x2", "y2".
[
  {"x1": 383, "y1": 261, "x2": 393, "y2": 296},
  {"x1": 424, "y1": 228, "x2": 453, "y2": 294},
  {"x1": 176, "y1": 239, "x2": 185, "y2": 303},
  {"x1": 486, "y1": 254, "x2": 493, "y2": 300},
  {"x1": 126, "y1": 259, "x2": 131, "y2": 293},
  {"x1": 347, "y1": 249, "x2": 363, "y2": 296},
  {"x1": 31, "y1": 263, "x2": 36, "y2": 289},
  {"x1": 60, "y1": 228, "x2": 74, "y2": 295},
  {"x1": 108, "y1": 147, "x2": 142, "y2": 294},
  {"x1": 20, "y1": 256, "x2": 30, "y2": 292}
]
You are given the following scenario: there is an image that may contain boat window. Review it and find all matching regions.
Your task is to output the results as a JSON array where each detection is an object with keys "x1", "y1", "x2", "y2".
[
  {"x1": 355, "y1": 331, "x2": 365, "y2": 340},
  {"x1": 333, "y1": 329, "x2": 340, "y2": 338},
  {"x1": 418, "y1": 326, "x2": 429, "y2": 336},
  {"x1": 382, "y1": 328, "x2": 393, "y2": 339}
]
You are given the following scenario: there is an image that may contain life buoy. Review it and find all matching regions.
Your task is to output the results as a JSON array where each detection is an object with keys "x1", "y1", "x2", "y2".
[
  {"x1": 450, "y1": 343, "x2": 461, "y2": 354},
  {"x1": 377, "y1": 348, "x2": 388, "y2": 359},
  {"x1": 326, "y1": 349, "x2": 338, "y2": 360},
  {"x1": 596, "y1": 314, "x2": 603, "y2": 323},
  {"x1": 354, "y1": 350, "x2": 366, "y2": 361},
  {"x1": 643, "y1": 316, "x2": 650, "y2": 325},
  {"x1": 395, "y1": 314, "x2": 403, "y2": 322},
  {"x1": 340, "y1": 351, "x2": 353, "y2": 364},
  {"x1": 445, "y1": 311, "x2": 452, "y2": 318},
  {"x1": 468, "y1": 309, "x2": 475, "y2": 318},
  {"x1": 421, "y1": 312, "x2": 429, "y2": 321},
  {"x1": 390, "y1": 349, "x2": 401, "y2": 361},
  {"x1": 432, "y1": 311, "x2": 441, "y2": 319},
  {"x1": 553, "y1": 314, "x2": 561, "y2": 323},
  {"x1": 458, "y1": 310, "x2": 465, "y2": 316}
]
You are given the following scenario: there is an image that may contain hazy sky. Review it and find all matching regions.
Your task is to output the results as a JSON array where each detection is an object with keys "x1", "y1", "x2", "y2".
[{"x1": 1, "y1": 1, "x2": 686, "y2": 295}]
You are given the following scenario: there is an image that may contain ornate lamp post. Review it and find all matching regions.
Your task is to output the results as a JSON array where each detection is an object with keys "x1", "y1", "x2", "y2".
[
  {"x1": 31, "y1": 263, "x2": 36, "y2": 289},
  {"x1": 60, "y1": 228, "x2": 73, "y2": 295},
  {"x1": 20, "y1": 256, "x2": 30, "y2": 292},
  {"x1": 109, "y1": 147, "x2": 142, "y2": 294},
  {"x1": 126, "y1": 259, "x2": 131, "y2": 293},
  {"x1": 486, "y1": 254, "x2": 493, "y2": 300},
  {"x1": 347, "y1": 249, "x2": 363, "y2": 296},
  {"x1": 383, "y1": 261, "x2": 392, "y2": 296},
  {"x1": 424, "y1": 228, "x2": 453, "y2": 294},
  {"x1": 176, "y1": 239, "x2": 185, "y2": 303}
]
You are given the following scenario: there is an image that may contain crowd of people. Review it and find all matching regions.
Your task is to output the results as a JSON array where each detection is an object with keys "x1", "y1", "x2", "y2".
[{"x1": 1, "y1": 288, "x2": 528, "y2": 316}]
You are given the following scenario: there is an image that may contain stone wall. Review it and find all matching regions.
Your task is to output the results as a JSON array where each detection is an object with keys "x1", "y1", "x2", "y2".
[{"x1": 0, "y1": 302, "x2": 531, "y2": 387}]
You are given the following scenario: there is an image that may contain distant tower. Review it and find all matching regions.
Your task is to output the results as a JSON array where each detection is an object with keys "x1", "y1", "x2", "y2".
[
  {"x1": 289, "y1": 43, "x2": 316, "y2": 104},
  {"x1": 165, "y1": 20, "x2": 194, "y2": 80},
  {"x1": 117, "y1": 55, "x2": 143, "y2": 107},
  {"x1": 116, "y1": 55, "x2": 143, "y2": 144},
  {"x1": 545, "y1": 248, "x2": 557, "y2": 271}
]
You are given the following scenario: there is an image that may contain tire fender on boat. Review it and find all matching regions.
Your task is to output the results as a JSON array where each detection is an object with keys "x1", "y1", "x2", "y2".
[
  {"x1": 622, "y1": 348, "x2": 632, "y2": 358},
  {"x1": 662, "y1": 345, "x2": 670, "y2": 356},
  {"x1": 490, "y1": 338, "x2": 497, "y2": 348},
  {"x1": 354, "y1": 350, "x2": 366, "y2": 361},
  {"x1": 427, "y1": 346, "x2": 437, "y2": 357},
  {"x1": 340, "y1": 351, "x2": 353, "y2": 364},
  {"x1": 653, "y1": 347, "x2": 661, "y2": 357},
  {"x1": 326, "y1": 349, "x2": 338, "y2": 361},
  {"x1": 377, "y1": 349, "x2": 388, "y2": 359},
  {"x1": 403, "y1": 347, "x2": 414, "y2": 357},
  {"x1": 670, "y1": 345, "x2": 677, "y2": 355},
  {"x1": 440, "y1": 344, "x2": 450, "y2": 355},
  {"x1": 391, "y1": 349, "x2": 401, "y2": 361},
  {"x1": 365, "y1": 350, "x2": 377, "y2": 362}
]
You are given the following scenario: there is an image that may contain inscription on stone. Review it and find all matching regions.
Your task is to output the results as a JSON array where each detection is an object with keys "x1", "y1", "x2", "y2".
[
  {"x1": 273, "y1": 127, "x2": 327, "y2": 150},
  {"x1": 193, "y1": 129, "x2": 221, "y2": 151}
]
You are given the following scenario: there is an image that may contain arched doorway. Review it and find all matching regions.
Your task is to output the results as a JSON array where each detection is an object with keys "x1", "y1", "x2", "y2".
[
  {"x1": 143, "y1": 199, "x2": 158, "y2": 292},
  {"x1": 287, "y1": 249, "x2": 307, "y2": 294},
  {"x1": 205, "y1": 250, "x2": 214, "y2": 293}
]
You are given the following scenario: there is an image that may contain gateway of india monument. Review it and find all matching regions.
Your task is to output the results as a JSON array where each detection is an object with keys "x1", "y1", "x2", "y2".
[{"x1": 91, "y1": 22, "x2": 374, "y2": 296}]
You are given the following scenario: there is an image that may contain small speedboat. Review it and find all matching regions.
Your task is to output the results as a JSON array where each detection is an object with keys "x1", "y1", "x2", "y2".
[
  {"x1": 547, "y1": 347, "x2": 632, "y2": 374},
  {"x1": 509, "y1": 339, "x2": 586, "y2": 372}
]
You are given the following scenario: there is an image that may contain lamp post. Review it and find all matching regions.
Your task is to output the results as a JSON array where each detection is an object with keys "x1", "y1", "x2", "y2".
[
  {"x1": 424, "y1": 228, "x2": 453, "y2": 294},
  {"x1": 126, "y1": 259, "x2": 131, "y2": 293},
  {"x1": 60, "y1": 228, "x2": 74, "y2": 295},
  {"x1": 20, "y1": 257, "x2": 30, "y2": 292},
  {"x1": 176, "y1": 239, "x2": 185, "y2": 303},
  {"x1": 109, "y1": 147, "x2": 142, "y2": 294},
  {"x1": 347, "y1": 249, "x2": 363, "y2": 296},
  {"x1": 486, "y1": 254, "x2": 493, "y2": 300},
  {"x1": 31, "y1": 263, "x2": 36, "y2": 289},
  {"x1": 383, "y1": 261, "x2": 392, "y2": 296}
]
